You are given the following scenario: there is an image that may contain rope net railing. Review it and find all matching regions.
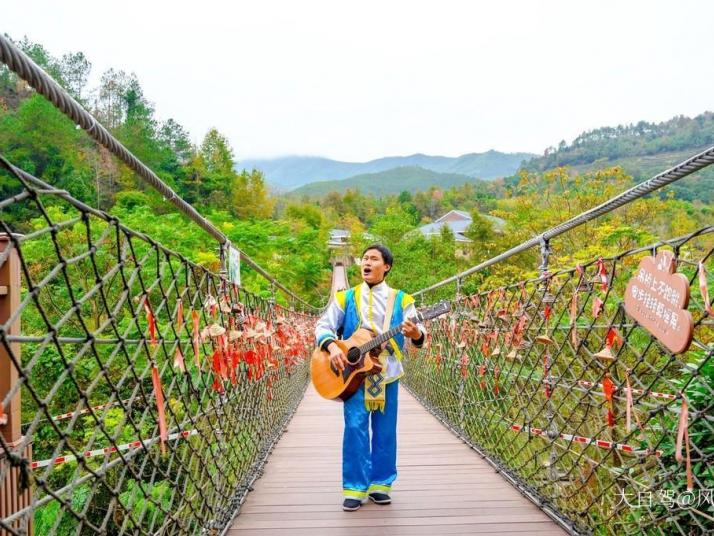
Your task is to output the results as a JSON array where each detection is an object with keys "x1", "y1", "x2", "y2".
[
  {"x1": 403, "y1": 227, "x2": 714, "y2": 534},
  {"x1": 0, "y1": 155, "x2": 316, "y2": 535}
]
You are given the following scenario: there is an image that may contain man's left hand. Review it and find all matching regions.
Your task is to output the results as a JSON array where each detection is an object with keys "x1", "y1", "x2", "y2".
[{"x1": 401, "y1": 320, "x2": 421, "y2": 340}]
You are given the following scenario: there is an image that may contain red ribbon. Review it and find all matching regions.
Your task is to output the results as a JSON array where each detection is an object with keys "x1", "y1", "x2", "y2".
[
  {"x1": 543, "y1": 352, "x2": 551, "y2": 398},
  {"x1": 266, "y1": 375, "x2": 274, "y2": 400},
  {"x1": 606, "y1": 327, "x2": 623, "y2": 349},
  {"x1": 460, "y1": 353, "x2": 469, "y2": 379},
  {"x1": 176, "y1": 298, "x2": 184, "y2": 334},
  {"x1": 512, "y1": 314, "x2": 528, "y2": 347},
  {"x1": 143, "y1": 299, "x2": 157, "y2": 347},
  {"x1": 675, "y1": 397, "x2": 694, "y2": 491},
  {"x1": 192, "y1": 310, "x2": 201, "y2": 368},
  {"x1": 151, "y1": 366, "x2": 168, "y2": 454},
  {"x1": 624, "y1": 371, "x2": 643, "y2": 433},
  {"x1": 596, "y1": 258, "x2": 608, "y2": 291},
  {"x1": 486, "y1": 291, "x2": 496, "y2": 313},
  {"x1": 244, "y1": 349, "x2": 258, "y2": 381},
  {"x1": 174, "y1": 347, "x2": 185, "y2": 372},
  {"x1": 602, "y1": 374, "x2": 616, "y2": 427},
  {"x1": 480, "y1": 339, "x2": 490, "y2": 356},
  {"x1": 493, "y1": 366, "x2": 500, "y2": 395},
  {"x1": 543, "y1": 304, "x2": 552, "y2": 321},
  {"x1": 172, "y1": 298, "x2": 186, "y2": 372},
  {"x1": 592, "y1": 297, "x2": 604, "y2": 318},
  {"x1": 699, "y1": 262, "x2": 712, "y2": 315}
]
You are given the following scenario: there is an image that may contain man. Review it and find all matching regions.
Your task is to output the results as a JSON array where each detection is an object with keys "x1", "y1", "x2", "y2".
[{"x1": 314, "y1": 244, "x2": 426, "y2": 511}]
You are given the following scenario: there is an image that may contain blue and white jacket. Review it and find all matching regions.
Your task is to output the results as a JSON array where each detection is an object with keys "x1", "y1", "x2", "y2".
[{"x1": 314, "y1": 281, "x2": 426, "y2": 383}]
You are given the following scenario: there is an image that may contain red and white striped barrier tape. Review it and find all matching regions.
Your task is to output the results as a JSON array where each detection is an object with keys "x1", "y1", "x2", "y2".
[
  {"x1": 50, "y1": 399, "x2": 133, "y2": 422},
  {"x1": 510, "y1": 424, "x2": 662, "y2": 457},
  {"x1": 31, "y1": 429, "x2": 197, "y2": 469}
]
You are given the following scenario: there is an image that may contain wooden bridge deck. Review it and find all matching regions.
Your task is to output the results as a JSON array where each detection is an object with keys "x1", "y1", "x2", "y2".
[{"x1": 228, "y1": 384, "x2": 567, "y2": 535}]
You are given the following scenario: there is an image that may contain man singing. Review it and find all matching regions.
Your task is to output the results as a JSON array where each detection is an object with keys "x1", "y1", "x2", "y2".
[{"x1": 314, "y1": 244, "x2": 427, "y2": 511}]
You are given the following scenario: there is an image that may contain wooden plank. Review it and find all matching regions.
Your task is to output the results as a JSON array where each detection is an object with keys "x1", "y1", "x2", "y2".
[
  {"x1": 239, "y1": 500, "x2": 531, "y2": 514},
  {"x1": 230, "y1": 526, "x2": 563, "y2": 535},
  {"x1": 234, "y1": 506, "x2": 547, "y2": 521},
  {"x1": 231, "y1": 513, "x2": 557, "y2": 529},
  {"x1": 230, "y1": 526, "x2": 563, "y2": 536},
  {"x1": 229, "y1": 384, "x2": 566, "y2": 534}
]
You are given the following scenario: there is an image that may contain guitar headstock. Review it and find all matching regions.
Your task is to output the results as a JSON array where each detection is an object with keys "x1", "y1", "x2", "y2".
[{"x1": 415, "y1": 301, "x2": 451, "y2": 322}]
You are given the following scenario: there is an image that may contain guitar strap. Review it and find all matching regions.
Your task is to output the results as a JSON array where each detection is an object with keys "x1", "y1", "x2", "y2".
[{"x1": 364, "y1": 289, "x2": 397, "y2": 413}]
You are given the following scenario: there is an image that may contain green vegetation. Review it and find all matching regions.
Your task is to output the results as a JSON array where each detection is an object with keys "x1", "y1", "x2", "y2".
[
  {"x1": 526, "y1": 113, "x2": 714, "y2": 171},
  {"x1": 523, "y1": 113, "x2": 714, "y2": 203}
]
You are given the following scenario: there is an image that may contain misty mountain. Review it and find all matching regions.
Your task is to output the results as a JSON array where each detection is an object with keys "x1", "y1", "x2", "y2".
[
  {"x1": 291, "y1": 166, "x2": 492, "y2": 197},
  {"x1": 237, "y1": 150, "x2": 534, "y2": 190}
]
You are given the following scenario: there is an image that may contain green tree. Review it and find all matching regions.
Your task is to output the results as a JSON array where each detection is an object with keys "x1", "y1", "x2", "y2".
[
  {"x1": 285, "y1": 203, "x2": 324, "y2": 229},
  {"x1": 232, "y1": 169, "x2": 275, "y2": 219},
  {"x1": 200, "y1": 128, "x2": 237, "y2": 208}
]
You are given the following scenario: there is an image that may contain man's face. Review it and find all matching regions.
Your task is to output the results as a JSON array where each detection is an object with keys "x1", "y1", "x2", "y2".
[{"x1": 361, "y1": 249, "x2": 390, "y2": 284}]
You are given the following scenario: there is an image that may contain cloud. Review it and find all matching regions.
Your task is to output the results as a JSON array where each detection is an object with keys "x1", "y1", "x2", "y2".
[{"x1": 5, "y1": 0, "x2": 714, "y2": 161}]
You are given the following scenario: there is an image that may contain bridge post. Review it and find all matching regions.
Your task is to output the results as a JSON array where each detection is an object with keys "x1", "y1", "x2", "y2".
[
  {"x1": 0, "y1": 234, "x2": 32, "y2": 535},
  {"x1": 455, "y1": 278, "x2": 466, "y2": 432},
  {"x1": 538, "y1": 236, "x2": 560, "y2": 482}
]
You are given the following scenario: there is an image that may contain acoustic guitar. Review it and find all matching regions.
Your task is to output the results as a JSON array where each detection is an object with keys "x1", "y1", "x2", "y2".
[{"x1": 311, "y1": 301, "x2": 450, "y2": 401}]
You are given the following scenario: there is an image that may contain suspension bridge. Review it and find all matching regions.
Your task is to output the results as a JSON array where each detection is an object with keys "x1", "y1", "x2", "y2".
[{"x1": 1, "y1": 35, "x2": 713, "y2": 535}]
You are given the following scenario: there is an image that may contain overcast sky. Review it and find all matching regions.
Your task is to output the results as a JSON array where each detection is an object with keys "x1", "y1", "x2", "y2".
[{"x1": 5, "y1": 0, "x2": 714, "y2": 162}]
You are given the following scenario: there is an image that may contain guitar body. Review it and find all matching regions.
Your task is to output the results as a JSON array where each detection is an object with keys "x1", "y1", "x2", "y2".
[{"x1": 311, "y1": 328, "x2": 383, "y2": 401}]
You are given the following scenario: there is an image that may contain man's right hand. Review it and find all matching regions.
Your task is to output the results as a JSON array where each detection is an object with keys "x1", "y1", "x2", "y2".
[{"x1": 328, "y1": 342, "x2": 349, "y2": 372}]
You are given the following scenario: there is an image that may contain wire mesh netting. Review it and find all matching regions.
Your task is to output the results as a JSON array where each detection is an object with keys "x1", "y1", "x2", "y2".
[
  {"x1": 0, "y1": 156, "x2": 315, "y2": 535},
  {"x1": 403, "y1": 227, "x2": 714, "y2": 535}
]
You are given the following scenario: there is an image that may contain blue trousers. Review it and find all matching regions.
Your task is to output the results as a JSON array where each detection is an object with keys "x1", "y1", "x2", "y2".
[{"x1": 342, "y1": 379, "x2": 399, "y2": 499}]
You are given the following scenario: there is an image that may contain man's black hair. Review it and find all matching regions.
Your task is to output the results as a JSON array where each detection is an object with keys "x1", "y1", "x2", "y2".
[{"x1": 361, "y1": 244, "x2": 393, "y2": 276}]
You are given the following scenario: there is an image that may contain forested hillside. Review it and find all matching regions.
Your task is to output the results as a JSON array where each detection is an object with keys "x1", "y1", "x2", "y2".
[
  {"x1": 291, "y1": 166, "x2": 486, "y2": 196},
  {"x1": 522, "y1": 113, "x2": 714, "y2": 202}
]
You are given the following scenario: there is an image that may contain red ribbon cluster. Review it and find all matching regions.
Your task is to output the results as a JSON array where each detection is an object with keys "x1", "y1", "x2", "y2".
[{"x1": 141, "y1": 291, "x2": 313, "y2": 454}]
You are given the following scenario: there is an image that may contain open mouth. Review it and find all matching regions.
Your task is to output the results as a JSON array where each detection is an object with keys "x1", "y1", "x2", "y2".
[{"x1": 363, "y1": 267, "x2": 372, "y2": 276}]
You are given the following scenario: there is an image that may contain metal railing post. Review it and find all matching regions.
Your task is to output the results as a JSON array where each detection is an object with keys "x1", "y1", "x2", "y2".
[
  {"x1": 537, "y1": 237, "x2": 560, "y2": 482},
  {"x1": 0, "y1": 234, "x2": 32, "y2": 535},
  {"x1": 455, "y1": 278, "x2": 466, "y2": 432}
]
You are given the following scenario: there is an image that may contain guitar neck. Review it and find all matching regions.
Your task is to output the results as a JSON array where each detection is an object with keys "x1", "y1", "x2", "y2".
[
  {"x1": 360, "y1": 318, "x2": 415, "y2": 354},
  {"x1": 354, "y1": 301, "x2": 449, "y2": 356}
]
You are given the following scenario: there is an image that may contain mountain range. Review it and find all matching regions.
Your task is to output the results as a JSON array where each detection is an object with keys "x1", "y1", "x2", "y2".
[
  {"x1": 237, "y1": 150, "x2": 534, "y2": 191},
  {"x1": 291, "y1": 166, "x2": 489, "y2": 197}
]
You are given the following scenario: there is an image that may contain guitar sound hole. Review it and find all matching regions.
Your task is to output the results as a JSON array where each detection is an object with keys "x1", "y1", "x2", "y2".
[{"x1": 346, "y1": 347, "x2": 361, "y2": 365}]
